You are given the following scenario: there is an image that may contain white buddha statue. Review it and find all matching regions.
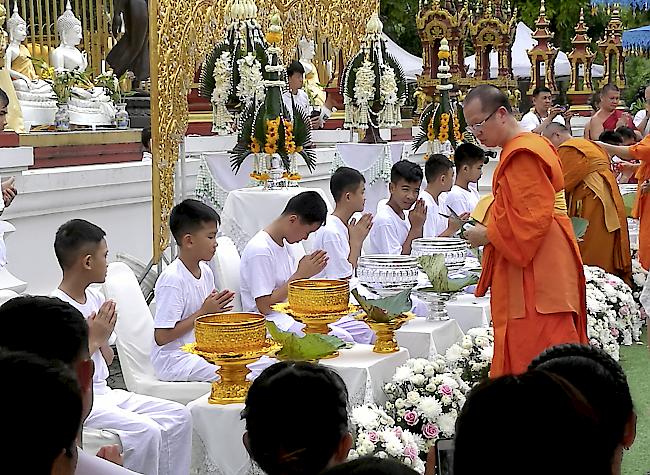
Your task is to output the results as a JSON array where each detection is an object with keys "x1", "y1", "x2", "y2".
[
  {"x1": 298, "y1": 37, "x2": 325, "y2": 107},
  {"x1": 51, "y1": 1, "x2": 115, "y2": 125}
]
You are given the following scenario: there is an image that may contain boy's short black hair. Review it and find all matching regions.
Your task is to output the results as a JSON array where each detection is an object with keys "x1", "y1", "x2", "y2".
[
  {"x1": 454, "y1": 143, "x2": 486, "y2": 169},
  {"x1": 424, "y1": 154, "x2": 454, "y2": 182},
  {"x1": 532, "y1": 86, "x2": 552, "y2": 97},
  {"x1": 598, "y1": 130, "x2": 623, "y2": 145},
  {"x1": 142, "y1": 127, "x2": 151, "y2": 149},
  {"x1": 330, "y1": 167, "x2": 365, "y2": 202},
  {"x1": 615, "y1": 126, "x2": 636, "y2": 142},
  {"x1": 287, "y1": 60, "x2": 305, "y2": 78},
  {"x1": 390, "y1": 160, "x2": 423, "y2": 185},
  {"x1": 281, "y1": 191, "x2": 328, "y2": 225},
  {"x1": 54, "y1": 219, "x2": 106, "y2": 270},
  {"x1": 0, "y1": 88, "x2": 9, "y2": 106},
  {"x1": 170, "y1": 199, "x2": 220, "y2": 245}
]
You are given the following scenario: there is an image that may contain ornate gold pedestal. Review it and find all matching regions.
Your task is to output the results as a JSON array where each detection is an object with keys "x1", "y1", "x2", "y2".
[{"x1": 363, "y1": 313, "x2": 414, "y2": 354}]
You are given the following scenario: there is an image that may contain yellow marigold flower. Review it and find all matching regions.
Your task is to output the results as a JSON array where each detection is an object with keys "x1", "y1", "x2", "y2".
[
  {"x1": 265, "y1": 31, "x2": 282, "y2": 44},
  {"x1": 264, "y1": 144, "x2": 277, "y2": 154},
  {"x1": 296, "y1": 146, "x2": 303, "y2": 153},
  {"x1": 438, "y1": 50, "x2": 451, "y2": 60}
]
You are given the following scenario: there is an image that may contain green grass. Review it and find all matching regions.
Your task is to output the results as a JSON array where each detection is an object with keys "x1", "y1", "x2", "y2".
[{"x1": 620, "y1": 329, "x2": 650, "y2": 475}]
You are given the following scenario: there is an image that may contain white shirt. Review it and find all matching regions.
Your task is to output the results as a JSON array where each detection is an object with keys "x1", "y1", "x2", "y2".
[
  {"x1": 420, "y1": 190, "x2": 449, "y2": 238},
  {"x1": 76, "y1": 449, "x2": 138, "y2": 474},
  {"x1": 282, "y1": 89, "x2": 311, "y2": 121},
  {"x1": 312, "y1": 214, "x2": 354, "y2": 279},
  {"x1": 445, "y1": 185, "x2": 480, "y2": 215},
  {"x1": 519, "y1": 109, "x2": 565, "y2": 132},
  {"x1": 634, "y1": 109, "x2": 650, "y2": 136},
  {"x1": 240, "y1": 230, "x2": 302, "y2": 330},
  {"x1": 51, "y1": 287, "x2": 111, "y2": 396},
  {"x1": 151, "y1": 259, "x2": 214, "y2": 374},
  {"x1": 367, "y1": 202, "x2": 410, "y2": 255}
]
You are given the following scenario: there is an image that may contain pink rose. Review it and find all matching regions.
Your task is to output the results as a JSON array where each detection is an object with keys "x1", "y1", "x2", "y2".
[
  {"x1": 611, "y1": 328, "x2": 620, "y2": 337},
  {"x1": 367, "y1": 431, "x2": 379, "y2": 443},
  {"x1": 403, "y1": 410, "x2": 419, "y2": 426},
  {"x1": 393, "y1": 427, "x2": 403, "y2": 437},
  {"x1": 403, "y1": 445, "x2": 418, "y2": 461},
  {"x1": 620, "y1": 306, "x2": 630, "y2": 316},
  {"x1": 439, "y1": 384, "x2": 453, "y2": 396},
  {"x1": 422, "y1": 423, "x2": 440, "y2": 439}
]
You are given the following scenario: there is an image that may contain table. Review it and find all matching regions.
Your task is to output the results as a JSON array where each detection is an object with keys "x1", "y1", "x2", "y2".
[
  {"x1": 395, "y1": 318, "x2": 464, "y2": 359},
  {"x1": 195, "y1": 153, "x2": 254, "y2": 213},
  {"x1": 220, "y1": 187, "x2": 332, "y2": 253},
  {"x1": 447, "y1": 293, "x2": 492, "y2": 332},
  {"x1": 321, "y1": 344, "x2": 410, "y2": 406}
]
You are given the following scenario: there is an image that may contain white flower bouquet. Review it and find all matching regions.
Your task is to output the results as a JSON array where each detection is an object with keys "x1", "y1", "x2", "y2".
[
  {"x1": 444, "y1": 327, "x2": 494, "y2": 386},
  {"x1": 631, "y1": 259, "x2": 648, "y2": 321},
  {"x1": 348, "y1": 404, "x2": 426, "y2": 474}
]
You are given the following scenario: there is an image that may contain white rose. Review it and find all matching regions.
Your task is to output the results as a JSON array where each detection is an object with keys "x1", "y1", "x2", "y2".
[
  {"x1": 407, "y1": 391, "x2": 421, "y2": 405},
  {"x1": 461, "y1": 349, "x2": 471, "y2": 357},
  {"x1": 411, "y1": 374, "x2": 426, "y2": 386},
  {"x1": 424, "y1": 364, "x2": 436, "y2": 377},
  {"x1": 409, "y1": 359, "x2": 426, "y2": 374},
  {"x1": 395, "y1": 398, "x2": 406, "y2": 409},
  {"x1": 461, "y1": 336, "x2": 473, "y2": 349},
  {"x1": 425, "y1": 383, "x2": 437, "y2": 393},
  {"x1": 441, "y1": 395, "x2": 452, "y2": 405}
]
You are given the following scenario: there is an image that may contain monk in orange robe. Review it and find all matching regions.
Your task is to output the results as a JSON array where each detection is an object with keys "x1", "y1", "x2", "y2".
[
  {"x1": 543, "y1": 123, "x2": 632, "y2": 283},
  {"x1": 598, "y1": 134, "x2": 650, "y2": 270},
  {"x1": 463, "y1": 85, "x2": 587, "y2": 378}
]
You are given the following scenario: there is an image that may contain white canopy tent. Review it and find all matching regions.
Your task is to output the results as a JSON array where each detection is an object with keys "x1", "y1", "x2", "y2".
[{"x1": 384, "y1": 34, "x2": 423, "y2": 81}]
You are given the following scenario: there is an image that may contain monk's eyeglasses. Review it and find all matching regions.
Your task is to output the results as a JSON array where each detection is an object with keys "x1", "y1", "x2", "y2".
[{"x1": 466, "y1": 107, "x2": 501, "y2": 134}]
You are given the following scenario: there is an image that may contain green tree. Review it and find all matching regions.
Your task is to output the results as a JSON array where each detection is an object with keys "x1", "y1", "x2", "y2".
[{"x1": 380, "y1": 0, "x2": 422, "y2": 57}]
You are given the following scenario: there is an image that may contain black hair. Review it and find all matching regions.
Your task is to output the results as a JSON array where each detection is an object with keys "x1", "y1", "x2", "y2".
[
  {"x1": 0, "y1": 88, "x2": 9, "y2": 107},
  {"x1": 330, "y1": 167, "x2": 365, "y2": 202},
  {"x1": 321, "y1": 457, "x2": 419, "y2": 475},
  {"x1": 464, "y1": 84, "x2": 513, "y2": 114},
  {"x1": 287, "y1": 60, "x2": 305, "y2": 78},
  {"x1": 242, "y1": 362, "x2": 349, "y2": 475},
  {"x1": 281, "y1": 191, "x2": 328, "y2": 225},
  {"x1": 529, "y1": 344, "x2": 633, "y2": 464},
  {"x1": 170, "y1": 199, "x2": 220, "y2": 245},
  {"x1": 0, "y1": 295, "x2": 89, "y2": 363},
  {"x1": 142, "y1": 127, "x2": 151, "y2": 150},
  {"x1": 615, "y1": 126, "x2": 636, "y2": 142},
  {"x1": 532, "y1": 86, "x2": 552, "y2": 97},
  {"x1": 454, "y1": 370, "x2": 611, "y2": 475},
  {"x1": 0, "y1": 349, "x2": 81, "y2": 473},
  {"x1": 54, "y1": 219, "x2": 106, "y2": 270},
  {"x1": 598, "y1": 130, "x2": 623, "y2": 145},
  {"x1": 390, "y1": 160, "x2": 423, "y2": 185},
  {"x1": 424, "y1": 154, "x2": 454, "y2": 182},
  {"x1": 454, "y1": 142, "x2": 485, "y2": 169}
]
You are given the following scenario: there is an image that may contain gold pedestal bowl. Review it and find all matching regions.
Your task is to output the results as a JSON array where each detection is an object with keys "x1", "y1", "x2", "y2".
[
  {"x1": 286, "y1": 279, "x2": 350, "y2": 334},
  {"x1": 185, "y1": 312, "x2": 280, "y2": 404},
  {"x1": 362, "y1": 313, "x2": 414, "y2": 354}
]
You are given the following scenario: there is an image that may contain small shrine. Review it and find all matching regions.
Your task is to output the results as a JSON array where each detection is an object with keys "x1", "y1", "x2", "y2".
[
  {"x1": 597, "y1": 3, "x2": 626, "y2": 90},
  {"x1": 526, "y1": 0, "x2": 558, "y2": 96},
  {"x1": 566, "y1": 8, "x2": 596, "y2": 108}
]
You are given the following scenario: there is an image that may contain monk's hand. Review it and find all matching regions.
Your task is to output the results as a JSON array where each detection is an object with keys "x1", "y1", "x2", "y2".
[
  {"x1": 463, "y1": 223, "x2": 489, "y2": 248},
  {"x1": 616, "y1": 112, "x2": 632, "y2": 128}
]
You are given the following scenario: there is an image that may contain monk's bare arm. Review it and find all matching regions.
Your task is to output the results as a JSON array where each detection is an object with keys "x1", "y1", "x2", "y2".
[{"x1": 595, "y1": 142, "x2": 634, "y2": 161}]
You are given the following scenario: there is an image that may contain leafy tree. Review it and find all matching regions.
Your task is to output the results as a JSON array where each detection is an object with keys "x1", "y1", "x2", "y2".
[{"x1": 380, "y1": 0, "x2": 422, "y2": 57}]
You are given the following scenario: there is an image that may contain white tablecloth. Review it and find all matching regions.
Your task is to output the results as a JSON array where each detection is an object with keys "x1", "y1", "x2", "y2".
[
  {"x1": 447, "y1": 293, "x2": 491, "y2": 332},
  {"x1": 333, "y1": 142, "x2": 408, "y2": 215},
  {"x1": 321, "y1": 344, "x2": 410, "y2": 407},
  {"x1": 221, "y1": 187, "x2": 332, "y2": 253},
  {"x1": 395, "y1": 318, "x2": 464, "y2": 359},
  {"x1": 195, "y1": 153, "x2": 254, "y2": 213}
]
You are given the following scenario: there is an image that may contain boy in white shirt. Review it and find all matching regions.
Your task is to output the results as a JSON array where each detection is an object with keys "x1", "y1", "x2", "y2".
[
  {"x1": 282, "y1": 60, "x2": 331, "y2": 129},
  {"x1": 152, "y1": 199, "x2": 235, "y2": 382},
  {"x1": 446, "y1": 143, "x2": 484, "y2": 215},
  {"x1": 240, "y1": 191, "x2": 373, "y2": 343},
  {"x1": 312, "y1": 167, "x2": 373, "y2": 279},
  {"x1": 52, "y1": 219, "x2": 192, "y2": 475},
  {"x1": 367, "y1": 160, "x2": 427, "y2": 255},
  {"x1": 420, "y1": 154, "x2": 469, "y2": 238}
]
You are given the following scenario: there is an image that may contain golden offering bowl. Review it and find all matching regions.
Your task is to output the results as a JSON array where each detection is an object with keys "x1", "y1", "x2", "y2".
[
  {"x1": 187, "y1": 312, "x2": 279, "y2": 405},
  {"x1": 361, "y1": 313, "x2": 415, "y2": 354},
  {"x1": 286, "y1": 279, "x2": 350, "y2": 334}
]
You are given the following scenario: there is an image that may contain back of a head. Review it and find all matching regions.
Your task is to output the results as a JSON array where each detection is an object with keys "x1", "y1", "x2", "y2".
[
  {"x1": 242, "y1": 361, "x2": 349, "y2": 475},
  {"x1": 464, "y1": 84, "x2": 512, "y2": 114},
  {"x1": 54, "y1": 219, "x2": 106, "y2": 270},
  {"x1": 0, "y1": 295, "x2": 89, "y2": 364},
  {"x1": 287, "y1": 60, "x2": 305, "y2": 77},
  {"x1": 454, "y1": 370, "x2": 611, "y2": 475},
  {"x1": 0, "y1": 349, "x2": 81, "y2": 474},
  {"x1": 615, "y1": 126, "x2": 637, "y2": 143},
  {"x1": 598, "y1": 130, "x2": 623, "y2": 145},
  {"x1": 321, "y1": 457, "x2": 419, "y2": 475},
  {"x1": 170, "y1": 198, "x2": 220, "y2": 245},
  {"x1": 281, "y1": 191, "x2": 328, "y2": 225},
  {"x1": 529, "y1": 344, "x2": 633, "y2": 460},
  {"x1": 142, "y1": 127, "x2": 151, "y2": 149},
  {"x1": 391, "y1": 160, "x2": 423, "y2": 185},
  {"x1": 453, "y1": 142, "x2": 485, "y2": 169},
  {"x1": 424, "y1": 154, "x2": 454, "y2": 182},
  {"x1": 330, "y1": 167, "x2": 365, "y2": 202}
]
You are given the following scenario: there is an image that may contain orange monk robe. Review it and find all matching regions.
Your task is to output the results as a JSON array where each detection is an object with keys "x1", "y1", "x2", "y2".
[
  {"x1": 630, "y1": 135, "x2": 650, "y2": 269},
  {"x1": 476, "y1": 132, "x2": 588, "y2": 377},
  {"x1": 558, "y1": 138, "x2": 632, "y2": 284}
]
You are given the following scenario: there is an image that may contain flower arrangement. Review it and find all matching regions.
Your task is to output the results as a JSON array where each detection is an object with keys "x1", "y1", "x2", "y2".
[
  {"x1": 587, "y1": 306, "x2": 620, "y2": 361},
  {"x1": 383, "y1": 357, "x2": 470, "y2": 451},
  {"x1": 444, "y1": 327, "x2": 494, "y2": 386},
  {"x1": 94, "y1": 72, "x2": 123, "y2": 104},
  {"x1": 348, "y1": 404, "x2": 426, "y2": 474},
  {"x1": 631, "y1": 259, "x2": 647, "y2": 319},
  {"x1": 341, "y1": 14, "x2": 407, "y2": 134},
  {"x1": 49, "y1": 69, "x2": 89, "y2": 104}
]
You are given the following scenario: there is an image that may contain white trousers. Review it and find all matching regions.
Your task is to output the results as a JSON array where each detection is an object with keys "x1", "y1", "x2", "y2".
[{"x1": 85, "y1": 389, "x2": 192, "y2": 475}]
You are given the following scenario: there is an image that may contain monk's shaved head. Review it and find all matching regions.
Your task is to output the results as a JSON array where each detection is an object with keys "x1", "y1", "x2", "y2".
[
  {"x1": 601, "y1": 83, "x2": 620, "y2": 97},
  {"x1": 543, "y1": 122, "x2": 570, "y2": 137},
  {"x1": 464, "y1": 85, "x2": 513, "y2": 115}
]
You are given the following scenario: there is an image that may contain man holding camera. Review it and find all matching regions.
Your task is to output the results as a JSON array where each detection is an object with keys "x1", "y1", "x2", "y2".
[{"x1": 520, "y1": 86, "x2": 573, "y2": 135}]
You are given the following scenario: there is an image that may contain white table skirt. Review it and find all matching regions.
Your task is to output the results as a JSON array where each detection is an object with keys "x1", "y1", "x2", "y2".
[
  {"x1": 446, "y1": 293, "x2": 491, "y2": 332},
  {"x1": 321, "y1": 344, "x2": 410, "y2": 407},
  {"x1": 220, "y1": 187, "x2": 332, "y2": 253},
  {"x1": 395, "y1": 318, "x2": 464, "y2": 359}
]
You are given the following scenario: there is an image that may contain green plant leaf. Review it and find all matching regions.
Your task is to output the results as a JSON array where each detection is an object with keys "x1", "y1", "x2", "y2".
[
  {"x1": 351, "y1": 288, "x2": 412, "y2": 323},
  {"x1": 418, "y1": 254, "x2": 478, "y2": 292},
  {"x1": 266, "y1": 321, "x2": 347, "y2": 360},
  {"x1": 622, "y1": 192, "x2": 636, "y2": 219},
  {"x1": 571, "y1": 216, "x2": 589, "y2": 240}
]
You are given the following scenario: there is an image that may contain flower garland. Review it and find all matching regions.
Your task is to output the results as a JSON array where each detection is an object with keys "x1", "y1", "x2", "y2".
[
  {"x1": 438, "y1": 113, "x2": 450, "y2": 143},
  {"x1": 211, "y1": 51, "x2": 234, "y2": 134},
  {"x1": 631, "y1": 259, "x2": 648, "y2": 320},
  {"x1": 444, "y1": 327, "x2": 494, "y2": 386},
  {"x1": 236, "y1": 53, "x2": 265, "y2": 104}
]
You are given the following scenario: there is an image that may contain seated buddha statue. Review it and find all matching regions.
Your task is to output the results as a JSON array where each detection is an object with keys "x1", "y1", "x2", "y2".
[
  {"x1": 50, "y1": 1, "x2": 115, "y2": 125},
  {"x1": 298, "y1": 37, "x2": 326, "y2": 107}
]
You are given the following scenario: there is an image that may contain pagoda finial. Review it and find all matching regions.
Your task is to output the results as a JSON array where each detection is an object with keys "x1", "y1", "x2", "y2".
[{"x1": 540, "y1": 0, "x2": 546, "y2": 15}]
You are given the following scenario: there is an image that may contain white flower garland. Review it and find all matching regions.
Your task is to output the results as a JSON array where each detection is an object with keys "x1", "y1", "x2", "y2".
[
  {"x1": 211, "y1": 51, "x2": 234, "y2": 134},
  {"x1": 236, "y1": 53, "x2": 265, "y2": 104}
]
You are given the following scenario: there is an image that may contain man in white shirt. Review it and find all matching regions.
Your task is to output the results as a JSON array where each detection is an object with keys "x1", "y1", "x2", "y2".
[
  {"x1": 282, "y1": 60, "x2": 331, "y2": 129},
  {"x1": 367, "y1": 160, "x2": 427, "y2": 255},
  {"x1": 445, "y1": 143, "x2": 484, "y2": 215},
  {"x1": 240, "y1": 191, "x2": 373, "y2": 343},
  {"x1": 519, "y1": 86, "x2": 569, "y2": 134},
  {"x1": 633, "y1": 85, "x2": 650, "y2": 137},
  {"x1": 312, "y1": 167, "x2": 372, "y2": 279}
]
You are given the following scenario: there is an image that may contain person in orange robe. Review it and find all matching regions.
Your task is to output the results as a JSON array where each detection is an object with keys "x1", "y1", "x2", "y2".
[
  {"x1": 543, "y1": 122, "x2": 632, "y2": 283},
  {"x1": 463, "y1": 85, "x2": 587, "y2": 378},
  {"x1": 597, "y1": 134, "x2": 650, "y2": 270}
]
